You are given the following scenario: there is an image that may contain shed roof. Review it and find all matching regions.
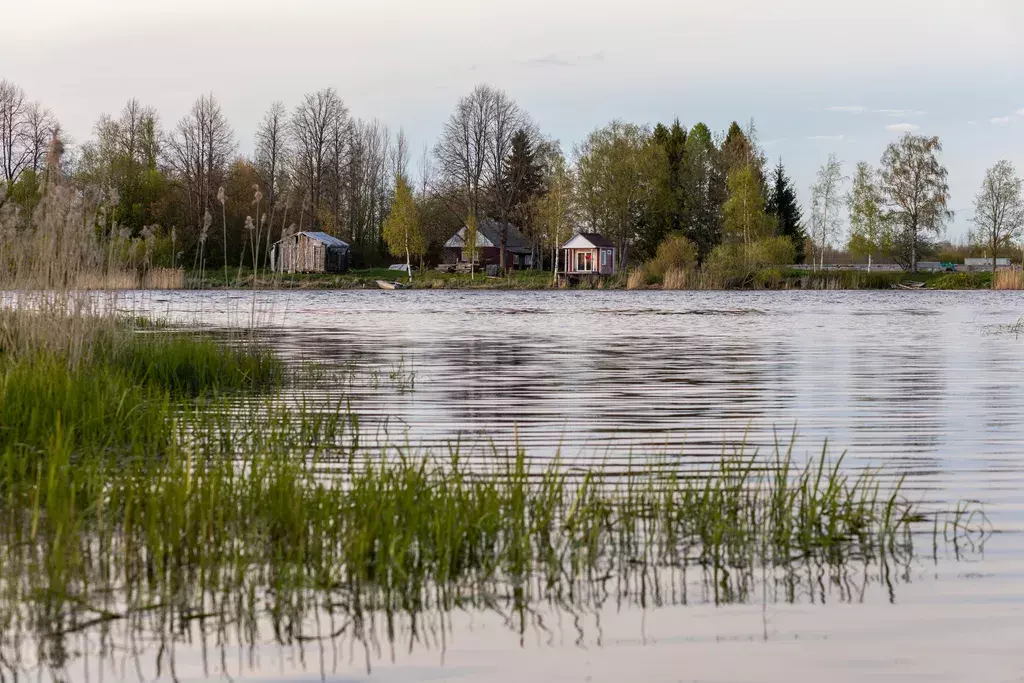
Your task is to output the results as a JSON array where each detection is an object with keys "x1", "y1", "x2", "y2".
[
  {"x1": 444, "y1": 220, "x2": 532, "y2": 254},
  {"x1": 273, "y1": 231, "x2": 350, "y2": 249},
  {"x1": 301, "y1": 231, "x2": 350, "y2": 249},
  {"x1": 561, "y1": 232, "x2": 615, "y2": 249}
]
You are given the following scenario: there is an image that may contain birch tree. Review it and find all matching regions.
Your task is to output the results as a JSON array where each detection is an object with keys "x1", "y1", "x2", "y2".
[
  {"x1": 879, "y1": 134, "x2": 951, "y2": 272},
  {"x1": 534, "y1": 152, "x2": 574, "y2": 279},
  {"x1": 846, "y1": 162, "x2": 888, "y2": 270},
  {"x1": 382, "y1": 175, "x2": 425, "y2": 282},
  {"x1": 722, "y1": 164, "x2": 774, "y2": 248},
  {"x1": 972, "y1": 160, "x2": 1024, "y2": 276},
  {"x1": 809, "y1": 154, "x2": 845, "y2": 270}
]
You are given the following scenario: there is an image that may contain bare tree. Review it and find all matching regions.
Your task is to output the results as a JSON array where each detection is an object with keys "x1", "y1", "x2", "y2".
[
  {"x1": 0, "y1": 80, "x2": 28, "y2": 185},
  {"x1": 879, "y1": 134, "x2": 952, "y2": 272},
  {"x1": 168, "y1": 93, "x2": 236, "y2": 242},
  {"x1": 255, "y1": 102, "x2": 288, "y2": 209},
  {"x1": 291, "y1": 88, "x2": 348, "y2": 230},
  {"x1": 255, "y1": 101, "x2": 289, "y2": 264},
  {"x1": 434, "y1": 85, "x2": 493, "y2": 223},
  {"x1": 24, "y1": 102, "x2": 58, "y2": 175},
  {"x1": 482, "y1": 86, "x2": 526, "y2": 270},
  {"x1": 345, "y1": 118, "x2": 390, "y2": 255},
  {"x1": 972, "y1": 160, "x2": 1024, "y2": 277},
  {"x1": 809, "y1": 154, "x2": 846, "y2": 270}
]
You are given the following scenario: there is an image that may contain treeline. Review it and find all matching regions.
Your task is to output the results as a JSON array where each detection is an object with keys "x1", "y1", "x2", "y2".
[
  {"x1": 0, "y1": 80, "x2": 808, "y2": 274},
  {"x1": 3, "y1": 77, "x2": 1020, "y2": 278}
]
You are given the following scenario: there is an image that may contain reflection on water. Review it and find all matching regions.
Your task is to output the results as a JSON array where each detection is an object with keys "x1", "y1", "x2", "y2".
[{"x1": 13, "y1": 289, "x2": 1024, "y2": 680}]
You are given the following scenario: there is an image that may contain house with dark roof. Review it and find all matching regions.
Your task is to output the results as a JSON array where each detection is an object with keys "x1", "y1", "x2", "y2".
[
  {"x1": 443, "y1": 220, "x2": 533, "y2": 269},
  {"x1": 272, "y1": 231, "x2": 350, "y2": 273},
  {"x1": 559, "y1": 233, "x2": 617, "y2": 284}
]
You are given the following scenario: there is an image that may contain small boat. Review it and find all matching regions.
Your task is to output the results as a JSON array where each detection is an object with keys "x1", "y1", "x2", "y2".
[
  {"x1": 892, "y1": 281, "x2": 927, "y2": 290},
  {"x1": 376, "y1": 280, "x2": 409, "y2": 290}
]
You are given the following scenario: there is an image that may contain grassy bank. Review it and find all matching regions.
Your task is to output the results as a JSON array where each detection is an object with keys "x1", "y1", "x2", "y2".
[
  {"x1": 185, "y1": 266, "x2": 1008, "y2": 291},
  {"x1": 190, "y1": 266, "x2": 569, "y2": 290}
]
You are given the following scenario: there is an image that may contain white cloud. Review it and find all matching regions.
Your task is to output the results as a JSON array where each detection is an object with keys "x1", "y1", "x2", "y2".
[
  {"x1": 1014, "y1": 109, "x2": 1024, "y2": 117},
  {"x1": 967, "y1": 120, "x2": 978, "y2": 126},
  {"x1": 886, "y1": 123, "x2": 920, "y2": 133},
  {"x1": 807, "y1": 134, "x2": 846, "y2": 141},
  {"x1": 990, "y1": 116, "x2": 1011, "y2": 125},
  {"x1": 825, "y1": 106, "x2": 866, "y2": 114},
  {"x1": 873, "y1": 108, "x2": 926, "y2": 117}
]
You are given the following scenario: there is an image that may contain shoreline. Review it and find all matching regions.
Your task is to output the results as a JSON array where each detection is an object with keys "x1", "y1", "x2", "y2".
[{"x1": 173, "y1": 267, "x2": 1008, "y2": 291}]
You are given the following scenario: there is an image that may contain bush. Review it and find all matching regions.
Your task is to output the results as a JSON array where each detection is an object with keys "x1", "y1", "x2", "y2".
[
  {"x1": 702, "y1": 237, "x2": 797, "y2": 288},
  {"x1": 646, "y1": 233, "x2": 698, "y2": 280}
]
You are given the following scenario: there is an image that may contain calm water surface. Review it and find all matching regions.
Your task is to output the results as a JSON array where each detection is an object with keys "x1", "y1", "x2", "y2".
[{"x1": 114, "y1": 289, "x2": 1024, "y2": 682}]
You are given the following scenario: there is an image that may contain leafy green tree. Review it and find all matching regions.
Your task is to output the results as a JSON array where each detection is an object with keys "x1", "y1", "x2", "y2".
[
  {"x1": 846, "y1": 162, "x2": 888, "y2": 268},
  {"x1": 534, "y1": 152, "x2": 575, "y2": 278},
  {"x1": 723, "y1": 164, "x2": 775, "y2": 249},
  {"x1": 972, "y1": 160, "x2": 1024, "y2": 276},
  {"x1": 75, "y1": 99, "x2": 173, "y2": 239},
  {"x1": 573, "y1": 121, "x2": 668, "y2": 271},
  {"x1": 680, "y1": 123, "x2": 726, "y2": 260},
  {"x1": 766, "y1": 160, "x2": 807, "y2": 263},
  {"x1": 721, "y1": 121, "x2": 766, "y2": 185},
  {"x1": 879, "y1": 134, "x2": 952, "y2": 272},
  {"x1": 382, "y1": 175, "x2": 425, "y2": 282}
]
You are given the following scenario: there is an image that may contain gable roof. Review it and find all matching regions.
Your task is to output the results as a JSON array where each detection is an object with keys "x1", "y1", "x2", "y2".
[
  {"x1": 444, "y1": 219, "x2": 532, "y2": 254},
  {"x1": 561, "y1": 232, "x2": 615, "y2": 249}
]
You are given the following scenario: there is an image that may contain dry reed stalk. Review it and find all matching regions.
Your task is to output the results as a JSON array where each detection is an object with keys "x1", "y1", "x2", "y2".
[
  {"x1": 663, "y1": 268, "x2": 689, "y2": 290},
  {"x1": 994, "y1": 270, "x2": 1024, "y2": 290},
  {"x1": 626, "y1": 269, "x2": 646, "y2": 290}
]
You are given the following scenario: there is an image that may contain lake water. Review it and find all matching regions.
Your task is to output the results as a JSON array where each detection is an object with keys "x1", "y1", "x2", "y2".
[{"x1": 108, "y1": 289, "x2": 1024, "y2": 681}]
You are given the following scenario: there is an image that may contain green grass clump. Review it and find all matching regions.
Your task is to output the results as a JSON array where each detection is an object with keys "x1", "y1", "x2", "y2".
[
  {"x1": 929, "y1": 271, "x2": 992, "y2": 290},
  {"x1": 101, "y1": 332, "x2": 283, "y2": 396},
  {"x1": 0, "y1": 314, "x2": 282, "y2": 460},
  {"x1": 0, "y1": 352, "x2": 174, "y2": 459}
]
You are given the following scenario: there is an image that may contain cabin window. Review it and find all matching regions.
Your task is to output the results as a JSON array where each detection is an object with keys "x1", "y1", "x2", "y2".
[
  {"x1": 601, "y1": 250, "x2": 607, "y2": 267},
  {"x1": 576, "y1": 251, "x2": 592, "y2": 272}
]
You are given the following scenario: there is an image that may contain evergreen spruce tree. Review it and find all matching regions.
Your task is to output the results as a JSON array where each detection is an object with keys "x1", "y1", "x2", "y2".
[
  {"x1": 503, "y1": 128, "x2": 543, "y2": 216},
  {"x1": 766, "y1": 159, "x2": 807, "y2": 263},
  {"x1": 647, "y1": 119, "x2": 687, "y2": 256},
  {"x1": 681, "y1": 122, "x2": 726, "y2": 260}
]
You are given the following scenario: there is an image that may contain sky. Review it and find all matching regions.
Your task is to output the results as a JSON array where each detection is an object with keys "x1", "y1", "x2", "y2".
[{"x1": 4, "y1": 0, "x2": 1024, "y2": 239}]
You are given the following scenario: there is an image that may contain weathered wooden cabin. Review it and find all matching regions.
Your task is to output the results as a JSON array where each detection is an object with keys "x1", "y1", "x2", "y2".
[
  {"x1": 558, "y1": 233, "x2": 617, "y2": 285},
  {"x1": 443, "y1": 220, "x2": 533, "y2": 269},
  {"x1": 273, "y1": 232, "x2": 350, "y2": 273}
]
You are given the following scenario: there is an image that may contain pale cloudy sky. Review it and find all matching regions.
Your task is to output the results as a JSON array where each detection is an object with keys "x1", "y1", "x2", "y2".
[{"x1": 4, "y1": 0, "x2": 1023, "y2": 238}]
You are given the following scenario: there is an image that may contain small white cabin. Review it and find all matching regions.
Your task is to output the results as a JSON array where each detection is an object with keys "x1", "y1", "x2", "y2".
[
  {"x1": 560, "y1": 233, "x2": 617, "y2": 282},
  {"x1": 964, "y1": 257, "x2": 1011, "y2": 268}
]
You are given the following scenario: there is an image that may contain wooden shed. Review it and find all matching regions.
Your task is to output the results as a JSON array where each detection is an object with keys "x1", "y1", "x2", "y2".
[
  {"x1": 558, "y1": 233, "x2": 617, "y2": 285},
  {"x1": 272, "y1": 231, "x2": 350, "y2": 274}
]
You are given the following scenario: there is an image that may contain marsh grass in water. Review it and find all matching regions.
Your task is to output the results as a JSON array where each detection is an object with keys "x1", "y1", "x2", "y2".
[
  {"x1": 0, "y1": 308, "x2": 993, "y2": 679},
  {"x1": 0, "y1": 365, "x2": 990, "y2": 677}
]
